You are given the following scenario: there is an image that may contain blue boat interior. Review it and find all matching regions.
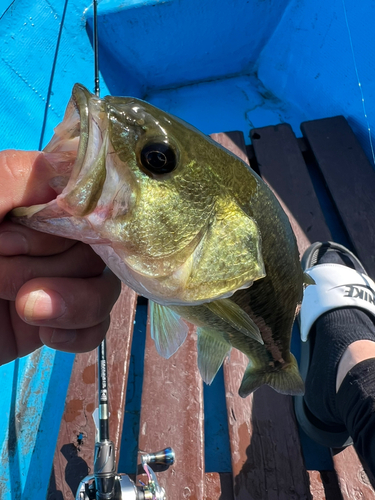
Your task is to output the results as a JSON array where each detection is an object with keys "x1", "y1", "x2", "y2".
[{"x1": 0, "y1": 0, "x2": 374, "y2": 497}]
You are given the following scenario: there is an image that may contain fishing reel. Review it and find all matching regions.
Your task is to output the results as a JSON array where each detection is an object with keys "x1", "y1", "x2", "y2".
[{"x1": 75, "y1": 446, "x2": 175, "y2": 500}]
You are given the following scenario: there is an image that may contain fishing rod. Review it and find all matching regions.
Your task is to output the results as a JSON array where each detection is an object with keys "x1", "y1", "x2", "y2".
[{"x1": 75, "y1": 2, "x2": 175, "y2": 499}]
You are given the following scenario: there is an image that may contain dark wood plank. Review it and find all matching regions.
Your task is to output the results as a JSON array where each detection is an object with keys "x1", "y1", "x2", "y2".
[
  {"x1": 250, "y1": 123, "x2": 331, "y2": 256},
  {"x1": 137, "y1": 313, "x2": 205, "y2": 499},
  {"x1": 223, "y1": 352, "x2": 312, "y2": 500},
  {"x1": 250, "y1": 122, "x2": 375, "y2": 498},
  {"x1": 48, "y1": 285, "x2": 137, "y2": 500},
  {"x1": 301, "y1": 116, "x2": 375, "y2": 277},
  {"x1": 212, "y1": 132, "x2": 312, "y2": 499},
  {"x1": 300, "y1": 117, "x2": 375, "y2": 497}
]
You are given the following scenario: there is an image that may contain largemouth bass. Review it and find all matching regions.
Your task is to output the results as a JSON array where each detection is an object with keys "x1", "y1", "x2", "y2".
[{"x1": 13, "y1": 83, "x2": 306, "y2": 396}]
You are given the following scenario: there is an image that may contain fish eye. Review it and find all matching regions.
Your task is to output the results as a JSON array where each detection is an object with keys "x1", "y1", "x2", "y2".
[{"x1": 140, "y1": 142, "x2": 177, "y2": 175}]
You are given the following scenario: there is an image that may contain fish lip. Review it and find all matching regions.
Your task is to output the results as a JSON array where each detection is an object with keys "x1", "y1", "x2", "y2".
[
  {"x1": 40, "y1": 83, "x2": 107, "y2": 211},
  {"x1": 71, "y1": 83, "x2": 91, "y2": 170}
]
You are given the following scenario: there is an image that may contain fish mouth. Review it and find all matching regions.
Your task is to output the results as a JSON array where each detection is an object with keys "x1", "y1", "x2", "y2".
[{"x1": 42, "y1": 83, "x2": 106, "y2": 200}]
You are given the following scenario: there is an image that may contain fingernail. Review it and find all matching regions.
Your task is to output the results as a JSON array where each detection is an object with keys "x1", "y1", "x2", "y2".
[
  {"x1": 23, "y1": 289, "x2": 66, "y2": 322},
  {"x1": 50, "y1": 329, "x2": 77, "y2": 344},
  {"x1": 0, "y1": 232, "x2": 29, "y2": 255}
]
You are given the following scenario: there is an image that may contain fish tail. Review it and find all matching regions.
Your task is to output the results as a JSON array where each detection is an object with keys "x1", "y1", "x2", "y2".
[{"x1": 238, "y1": 354, "x2": 304, "y2": 397}]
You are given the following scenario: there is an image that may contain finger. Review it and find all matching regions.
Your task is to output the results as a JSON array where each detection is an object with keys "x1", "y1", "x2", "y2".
[
  {"x1": 0, "y1": 221, "x2": 76, "y2": 256},
  {"x1": 0, "y1": 150, "x2": 56, "y2": 220},
  {"x1": 15, "y1": 268, "x2": 121, "y2": 329},
  {"x1": 39, "y1": 317, "x2": 110, "y2": 353},
  {"x1": 0, "y1": 299, "x2": 19, "y2": 365},
  {"x1": 0, "y1": 243, "x2": 106, "y2": 301}
]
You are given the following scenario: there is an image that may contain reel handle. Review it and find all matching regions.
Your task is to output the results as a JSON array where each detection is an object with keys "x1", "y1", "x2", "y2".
[{"x1": 141, "y1": 447, "x2": 175, "y2": 467}]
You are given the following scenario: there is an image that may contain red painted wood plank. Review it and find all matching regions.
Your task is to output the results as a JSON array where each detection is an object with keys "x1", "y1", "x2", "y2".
[
  {"x1": 307, "y1": 471, "x2": 342, "y2": 499},
  {"x1": 47, "y1": 285, "x2": 137, "y2": 499},
  {"x1": 211, "y1": 132, "x2": 312, "y2": 499},
  {"x1": 137, "y1": 312, "x2": 205, "y2": 499},
  {"x1": 332, "y1": 447, "x2": 375, "y2": 500},
  {"x1": 205, "y1": 472, "x2": 233, "y2": 499},
  {"x1": 307, "y1": 471, "x2": 329, "y2": 499}
]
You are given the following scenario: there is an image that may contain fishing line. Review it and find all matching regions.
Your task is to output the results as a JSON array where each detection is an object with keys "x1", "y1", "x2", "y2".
[
  {"x1": 38, "y1": 0, "x2": 69, "y2": 151},
  {"x1": 342, "y1": 0, "x2": 375, "y2": 166},
  {"x1": 93, "y1": 0, "x2": 100, "y2": 96}
]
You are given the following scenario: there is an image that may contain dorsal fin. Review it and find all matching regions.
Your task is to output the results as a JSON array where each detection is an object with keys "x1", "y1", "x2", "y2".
[{"x1": 197, "y1": 327, "x2": 232, "y2": 384}]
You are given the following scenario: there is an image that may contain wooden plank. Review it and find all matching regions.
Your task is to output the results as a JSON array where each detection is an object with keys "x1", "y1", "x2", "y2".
[
  {"x1": 301, "y1": 117, "x2": 375, "y2": 498},
  {"x1": 332, "y1": 447, "x2": 375, "y2": 500},
  {"x1": 47, "y1": 285, "x2": 137, "y2": 500},
  {"x1": 307, "y1": 470, "x2": 343, "y2": 499},
  {"x1": 137, "y1": 313, "x2": 205, "y2": 499},
  {"x1": 250, "y1": 123, "x2": 331, "y2": 256},
  {"x1": 307, "y1": 471, "x2": 333, "y2": 499},
  {"x1": 211, "y1": 132, "x2": 312, "y2": 499},
  {"x1": 211, "y1": 131, "x2": 251, "y2": 165},
  {"x1": 250, "y1": 122, "x2": 375, "y2": 498},
  {"x1": 223, "y1": 351, "x2": 312, "y2": 500},
  {"x1": 205, "y1": 473, "x2": 233, "y2": 500},
  {"x1": 301, "y1": 116, "x2": 375, "y2": 277}
]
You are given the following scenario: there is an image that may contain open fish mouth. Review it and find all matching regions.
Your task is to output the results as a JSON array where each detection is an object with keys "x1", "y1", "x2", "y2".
[
  {"x1": 41, "y1": 84, "x2": 108, "y2": 213},
  {"x1": 11, "y1": 84, "x2": 113, "y2": 241}
]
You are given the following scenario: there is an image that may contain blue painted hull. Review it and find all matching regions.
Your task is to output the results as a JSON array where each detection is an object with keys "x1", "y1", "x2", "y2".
[{"x1": 0, "y1": 0, "x2": 374, "y2": 497}]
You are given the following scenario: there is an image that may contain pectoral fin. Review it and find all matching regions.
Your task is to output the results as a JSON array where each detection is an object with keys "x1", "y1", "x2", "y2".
[
  {"x1": 197, "y1": 327, "x2": 232, "y2": 384},
  {"x1": 204, "y1": 299, "x2": 263, "y2": 344},
  {"x1": 150, "y1": 301, "x2": 189, "y2": 359}
]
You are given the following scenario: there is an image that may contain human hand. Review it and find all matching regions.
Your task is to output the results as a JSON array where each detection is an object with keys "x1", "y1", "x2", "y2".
[{"x1": 0, "y1": 150, "x2": 121, "y2": 365}]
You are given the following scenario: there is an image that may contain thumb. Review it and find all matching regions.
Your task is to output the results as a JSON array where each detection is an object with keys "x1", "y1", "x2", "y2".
[{"x1": 0, "y1": 150, "x2": 56, "y2": 221}]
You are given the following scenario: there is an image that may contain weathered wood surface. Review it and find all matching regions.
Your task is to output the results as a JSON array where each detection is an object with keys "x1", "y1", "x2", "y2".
[
  {"x1": 47, "y1": 285, "x2": 137, "y2": 499},
  {"x1": 300, "y1": 116, "x2": 375, "y2": 499},
  {"x1": 301, "y1": 116, "x2": 375, "y2": 277},
  {"x1": 332, "y1": 446, "x2": 375, "y2": 500},
  {"x1": 205, "y1": 472, "x2": 233, "y2": 499},
  {"x1": 249, "y1": 119, "x2": 375, "y2": 499},
  {"x1": 51, "y1": 119, "x2": 375, "y2": 500},
  {"x1": 250, "y1": 123, "x2": 332, "y2": 255},
  {"x1": 212, "y1": 131, "x2": 312, "y2": 499},
  {"x1": 137, "y1": 313, "x2": 205, "y2": 499}
]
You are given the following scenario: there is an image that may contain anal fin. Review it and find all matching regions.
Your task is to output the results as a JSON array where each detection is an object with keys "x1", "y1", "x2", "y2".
[{"x1": 197, "y1": 327, "x2": 232, "y2": 385}]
